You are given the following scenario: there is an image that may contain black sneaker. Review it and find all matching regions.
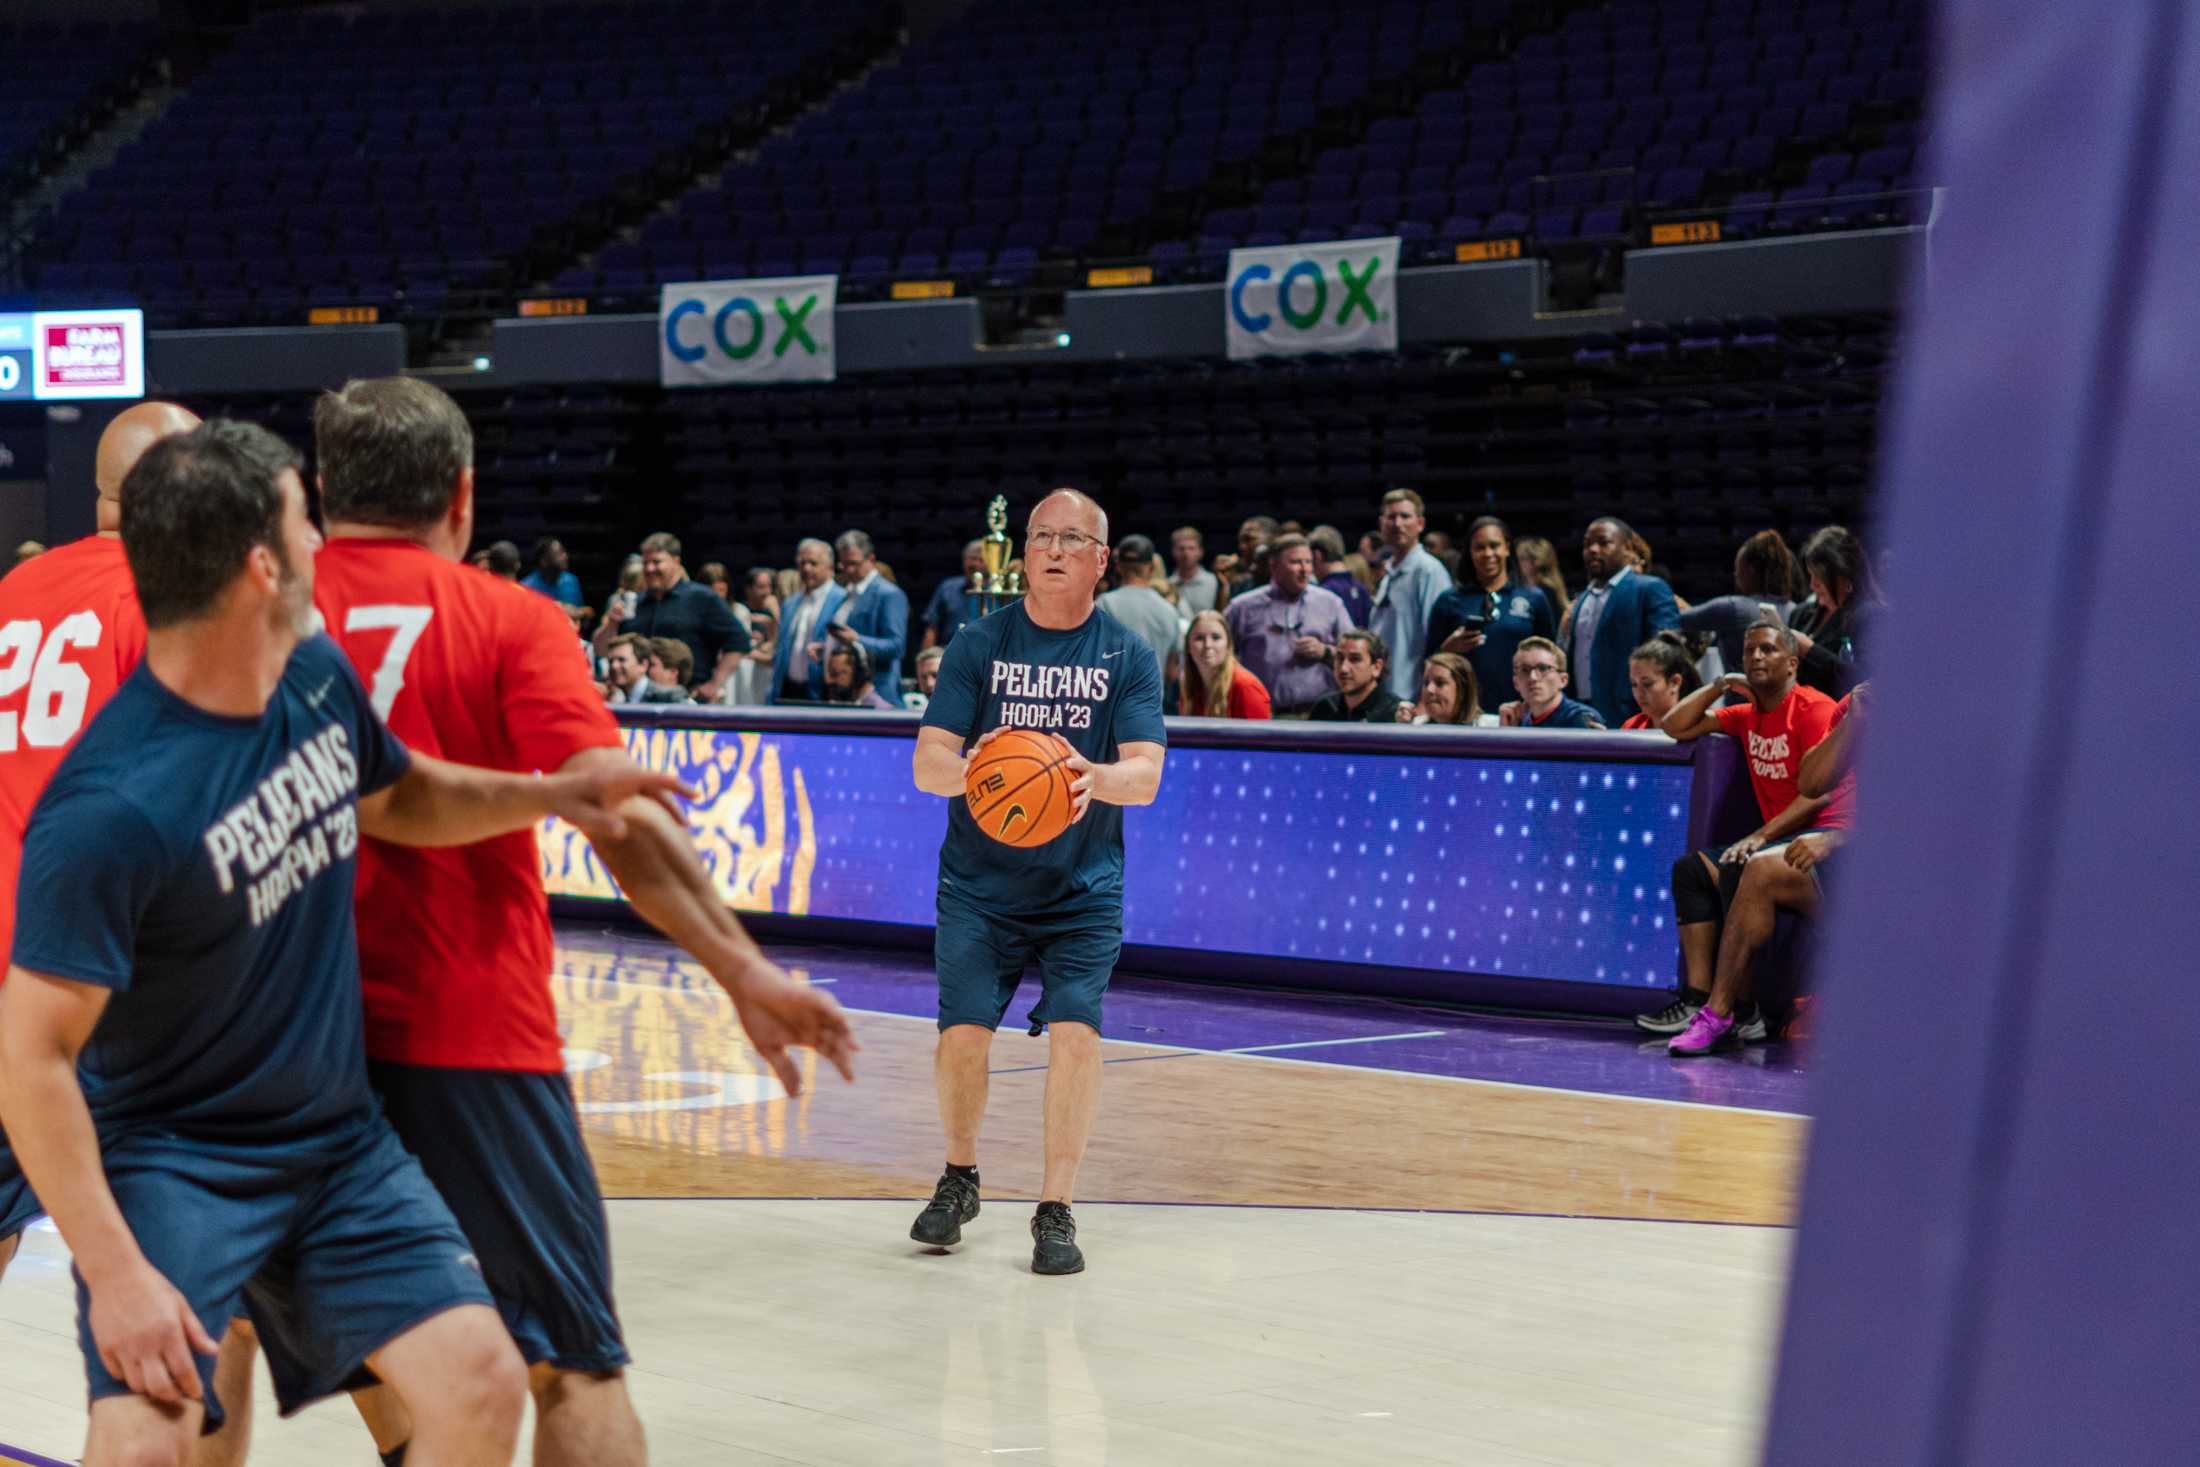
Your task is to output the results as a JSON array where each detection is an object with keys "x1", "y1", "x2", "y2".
[
  {"x1": 910, "y1": 1170, "x2": 980, "y2": 1248},
  {"x1": 1634, "y1": 992, "x2": 1707, "y2": 1035},
  {"x1": 1031, "y1": 1202, "x2": 1084, "y2": 1276}
]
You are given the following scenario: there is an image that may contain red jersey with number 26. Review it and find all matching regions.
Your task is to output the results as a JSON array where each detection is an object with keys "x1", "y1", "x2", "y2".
[
  {"x1": 1714, "y1": 683, "x2": 1854, "y2": 830},
  {"x1": 0, "y1": 536, "x2": 147, "y2": 973},
  {"x1": 315, "y1": 538, "x2": 621, "y2": 1071}
]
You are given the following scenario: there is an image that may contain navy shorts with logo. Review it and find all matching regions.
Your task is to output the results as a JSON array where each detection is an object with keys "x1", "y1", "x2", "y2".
[
  {"x1": 935, "y1": 885, "x2": 1123, "y2": 1035},
  {"x1": 87, "y1": 1119, "x2": 490, "y2": 1429},
  {"x1": 370, "y1": 1061, "x2": 629, "y2": 1374}
]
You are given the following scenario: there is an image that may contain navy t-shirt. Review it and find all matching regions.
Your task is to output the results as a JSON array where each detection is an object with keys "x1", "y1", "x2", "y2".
[
  {"x1": 1529, "y1": 696, "x2": 1608, "y2": 730},
  {"x1": 921, "y1": 603, "x2": 1166, "y2": 917},
  {"x1": 1428, "y1": 581, "x2": 1557, "y2": 714},
  {"x1": 12, "y1": 635, "x2": 410, "y2": 1162}
]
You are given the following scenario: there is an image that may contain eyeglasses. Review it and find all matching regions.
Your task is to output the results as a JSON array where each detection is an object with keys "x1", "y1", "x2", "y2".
[
  {"x1": 1027, "y1": 529, "x2": 1099, "y2": 553},
  {"x1": 1516, "y1": 663, "x2": 1563, "y2": 679}
]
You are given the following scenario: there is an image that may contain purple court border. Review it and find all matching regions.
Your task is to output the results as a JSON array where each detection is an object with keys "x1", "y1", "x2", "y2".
[{"x1": 0, "y1": 1442, "x2": 75, "y2": 1467}]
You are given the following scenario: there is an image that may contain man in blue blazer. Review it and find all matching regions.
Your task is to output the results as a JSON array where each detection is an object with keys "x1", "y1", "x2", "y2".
[
  {"x1": 824, "y1": 528, "x2": 911, "y2": 696},
  {"x1": 772, "y1": 538, "x2": 844, "y2": 701},
  {"x1": 1560, "y1": 517, "x2": 1681, "y2": 725}
]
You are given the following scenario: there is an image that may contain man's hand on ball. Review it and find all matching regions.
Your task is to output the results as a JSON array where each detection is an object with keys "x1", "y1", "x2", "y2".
[{"x1": 1054, "y1": 734, "x2": 1097, "y2": 823}]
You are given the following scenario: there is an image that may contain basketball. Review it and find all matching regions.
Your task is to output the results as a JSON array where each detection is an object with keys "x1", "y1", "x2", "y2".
[{"x1": 964, "y1": 729, "x2": 1076, "y2": 847}]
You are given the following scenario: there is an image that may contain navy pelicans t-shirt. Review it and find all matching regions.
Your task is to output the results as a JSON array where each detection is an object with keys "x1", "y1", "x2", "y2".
[
  {"x1": 11, "y1": 635, "x2": 410, "y2": 1162},
  {"x1": 922, "y1": 602, "x2": 1166, "y2": 917}
]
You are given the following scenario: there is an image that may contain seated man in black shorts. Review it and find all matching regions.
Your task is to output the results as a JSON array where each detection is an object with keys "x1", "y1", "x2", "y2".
[
  {"x1": 1668, "y1": 680, "x2": 1864, "y2": 1056},
  {"x1": 1637, "y1": 623, "x2": 1852, "y2": 1052}
]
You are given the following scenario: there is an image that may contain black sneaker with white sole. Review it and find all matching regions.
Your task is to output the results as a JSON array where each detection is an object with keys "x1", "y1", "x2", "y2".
[
  {"x1": 1634, "y1": 992, "x2": 1707, "y2": 1035},
  {"x1": 1030, "y1": 1202, "x2": 1084, "y2": 1275},
  {"x1": 910, "y1": 1170, "x2": 980, "y2": 1247},
  {"x1": 1734, "y1": 1005, "x2": 1769, "y2": 1044}
]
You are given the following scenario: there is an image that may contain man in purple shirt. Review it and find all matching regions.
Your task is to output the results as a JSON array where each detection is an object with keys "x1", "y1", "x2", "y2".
[{"x1": 1223, "y1": 533, "x2": 1354, "y2": 716}]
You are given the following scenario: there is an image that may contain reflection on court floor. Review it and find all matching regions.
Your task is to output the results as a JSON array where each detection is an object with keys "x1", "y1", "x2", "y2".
[{"x1": 553, "y1": 932, "x2": 1806, "y2": 1226}]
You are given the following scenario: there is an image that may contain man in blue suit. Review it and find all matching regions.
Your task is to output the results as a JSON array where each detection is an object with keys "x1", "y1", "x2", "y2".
[
  {"x1": 771, "y1": 538, "x2": 843, "y2": 701},
  {"x1": 1560, "y1": 517, "x2": 1681, "y2": 725},
  {"x1": 825, "y1": 528, "x2": 911, "y2": 698}
]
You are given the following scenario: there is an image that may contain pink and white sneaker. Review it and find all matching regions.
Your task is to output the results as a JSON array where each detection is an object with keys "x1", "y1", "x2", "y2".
[{"x1": 1669, "y1": 1006, "x2": 1740, "y2": 1057}]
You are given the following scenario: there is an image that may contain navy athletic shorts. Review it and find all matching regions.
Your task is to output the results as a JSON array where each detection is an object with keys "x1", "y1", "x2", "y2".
[
  {"x1": 85, "y1": 1119, "x2": 490, "y2": 1429},
  {"x1": 0, "y1": 1137, "x2": 38, "y2": 1241},
  {"x1": 934, "y1": 885, "x2": 1123, "y2": 1036},
  {"x1": 370, "y1": 1061, "x2": 629, "y2": 1374}
]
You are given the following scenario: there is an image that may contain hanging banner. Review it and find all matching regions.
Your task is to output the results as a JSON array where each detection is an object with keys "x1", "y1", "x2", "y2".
[
  {"x1": 1224, "y1": 237, "x2": 1400, "y2": 360},
  {"x1": 659, "y1": 275, "x2": 836, "y2": 387}
]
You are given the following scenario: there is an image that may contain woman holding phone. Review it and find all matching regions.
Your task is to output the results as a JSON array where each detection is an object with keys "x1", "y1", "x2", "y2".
[{"x1": 1427, "y1": 516, "x2": 1557, "y2": 711}]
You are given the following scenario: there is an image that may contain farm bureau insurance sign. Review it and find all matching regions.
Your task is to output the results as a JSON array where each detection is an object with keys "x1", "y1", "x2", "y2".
[
  {"x1": 660, "y1": 275, "x2": 837, "y2": 387},
  {"x1": 1224, "y1": 238, "x2": 1400, "y2": 360}
]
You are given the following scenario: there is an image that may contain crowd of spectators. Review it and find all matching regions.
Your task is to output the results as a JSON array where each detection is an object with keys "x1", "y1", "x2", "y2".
[
  {"x1": 529, "y1": 488, "x2": 1876, "y2": 742},
  {"x1": 497, "y1": 490, "x2": 1874, "y2": 1060}
]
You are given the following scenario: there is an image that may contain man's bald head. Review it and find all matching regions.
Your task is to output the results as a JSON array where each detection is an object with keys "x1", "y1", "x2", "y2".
[
  {"x1": 95, "y1": 402, "x2": 202, "y2": 530},
  {"x1": 1029, "y1": 487, "x2": 1109, "y2": 547}
]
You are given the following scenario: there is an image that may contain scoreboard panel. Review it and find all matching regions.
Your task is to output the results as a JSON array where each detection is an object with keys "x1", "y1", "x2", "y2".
[{"x1": 0, "y1": 310, "x2": 145, "y2": 402}]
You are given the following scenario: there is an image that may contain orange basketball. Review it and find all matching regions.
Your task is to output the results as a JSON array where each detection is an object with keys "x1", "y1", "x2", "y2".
[{"x1": 964, "y1": 729, "x2": 1077, "y2": 848}]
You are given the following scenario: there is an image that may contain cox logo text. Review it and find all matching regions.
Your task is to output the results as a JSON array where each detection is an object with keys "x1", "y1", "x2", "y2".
[
  {"x1": 665, "y1": 293, "x2": 823, "y2": 363},
  {"x1": 1229, "y1": 255, "x2": 1384, "y2": 333}
]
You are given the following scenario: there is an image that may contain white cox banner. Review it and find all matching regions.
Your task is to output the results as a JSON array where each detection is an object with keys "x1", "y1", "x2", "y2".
[
  {"x1": 660, "y1": 276, "x2": 837, "y2": 387},
  {"x1": 1224, "y1": 237, "x2": 1401, "y2": 360}
]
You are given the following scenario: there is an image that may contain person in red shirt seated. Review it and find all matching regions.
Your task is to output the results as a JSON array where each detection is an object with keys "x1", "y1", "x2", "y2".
[
  {"x1": 1677, "y1": 683, "x2": 1869, "y2": 1054},
  {"x1": 1179, "y1": 610, "x2": 1272, "y2": 719},
  {"x1": 1620, "y1": 631, "x2": 1702, "y2": 731},
  {"x1": 1635, "y1": 621, "x2": 1854, "y2": 1051}
]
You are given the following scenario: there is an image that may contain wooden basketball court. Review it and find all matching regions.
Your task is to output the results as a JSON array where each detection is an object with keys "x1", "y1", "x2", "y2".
[{"x1": 0, "y1": 933, "x2": 1807, "y2": 1465}]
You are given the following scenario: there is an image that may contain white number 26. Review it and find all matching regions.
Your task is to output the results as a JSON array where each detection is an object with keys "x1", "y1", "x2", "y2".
[{"x1": 0, "y1": 612, "x2": 103, "y2": 753}]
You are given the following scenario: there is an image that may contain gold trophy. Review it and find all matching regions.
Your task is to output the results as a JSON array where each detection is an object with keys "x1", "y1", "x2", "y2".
[{"x1": 977, "y1": 495, "x2": 1025, "y2": 617}]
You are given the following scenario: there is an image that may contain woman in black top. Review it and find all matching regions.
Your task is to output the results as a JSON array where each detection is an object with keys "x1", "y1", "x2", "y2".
[
  {"x1": 1787, "y1": 526, "x2": 1880, "y2": 697},
  {"x1": 1428, "y1": 516, "x2": 1557, "y2": 709}
]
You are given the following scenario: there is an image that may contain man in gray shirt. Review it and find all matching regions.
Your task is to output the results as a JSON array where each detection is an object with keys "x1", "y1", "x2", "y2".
[
  {"x1": 1224, "y1": 533, "x2": 1353, "y2": 715},
  {"x1": 1369, "y1": 488, "x2": 1452, "y2": 701},
  {"x1": 1165, "y1": 525, "x2": 1219, "y2": 616},
  {"x1": 1097, "y1": 534, "x2": 1186, "y2": 676}
]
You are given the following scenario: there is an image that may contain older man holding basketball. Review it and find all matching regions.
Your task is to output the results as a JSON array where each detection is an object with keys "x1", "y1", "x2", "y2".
[{"x1": 909, "y1": 488, "x2": 1167, "y2": 1274}]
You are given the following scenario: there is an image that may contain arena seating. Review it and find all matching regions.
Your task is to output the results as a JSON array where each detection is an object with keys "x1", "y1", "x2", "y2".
[
  {"x1": 556, "y1": 0, "x2": 1485, "y2": 305},
  {"x1": 23, "y1": 0, "x2": 896, "y2": 327},
  {"x1": 1152, "y1": 0, "x2": 1930, "y2": 278},
  {"x1": 179, "y1": 313, "x2": 1885, "y2": 613},
  {"x1": 0, "y1": 22, "x2": 157, "y2": 195}
]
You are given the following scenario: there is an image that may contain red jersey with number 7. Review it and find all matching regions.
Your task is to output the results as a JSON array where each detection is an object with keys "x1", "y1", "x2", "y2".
[
  {"x1": 0, "y1": 535, "x2": 147, "y2": 975},
  {"x1": 314, "y1": 537, "x2": 621, "y2": 1071}
]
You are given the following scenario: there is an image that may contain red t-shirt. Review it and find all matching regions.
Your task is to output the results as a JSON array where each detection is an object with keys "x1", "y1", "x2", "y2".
[
  {"x1": 1622, "y1": 711, "x2": 1655, "y2": 730},
  {"x1": 1227, "y1": 663, "x2": 1273, "y2": 719},
  {"x1": 1714, "y1": 682, "x2": 1854, "y2": 830},
  {"x1": 0, "y1": 536, "x2": 146, "y2": 973},
  {"x1": 315, "y1": 539, "x2": 621, "y2": 1071}
]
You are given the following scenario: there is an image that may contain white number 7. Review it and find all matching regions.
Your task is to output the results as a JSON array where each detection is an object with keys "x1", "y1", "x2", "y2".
[{"x1": 345, "y1": 605, "x2": 434, "y2": 721}]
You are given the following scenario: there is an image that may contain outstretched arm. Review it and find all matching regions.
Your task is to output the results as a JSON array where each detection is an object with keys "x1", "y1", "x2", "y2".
[
  {"x1": 0, "y1": 969, "x2": 217, "y2": 1404},
  {"x1": 357, "y1": 751, "x2": 689, "y2": 848},
  {"x1": 562, "y1": 749, "x2": 856, "y2": 1093}
]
